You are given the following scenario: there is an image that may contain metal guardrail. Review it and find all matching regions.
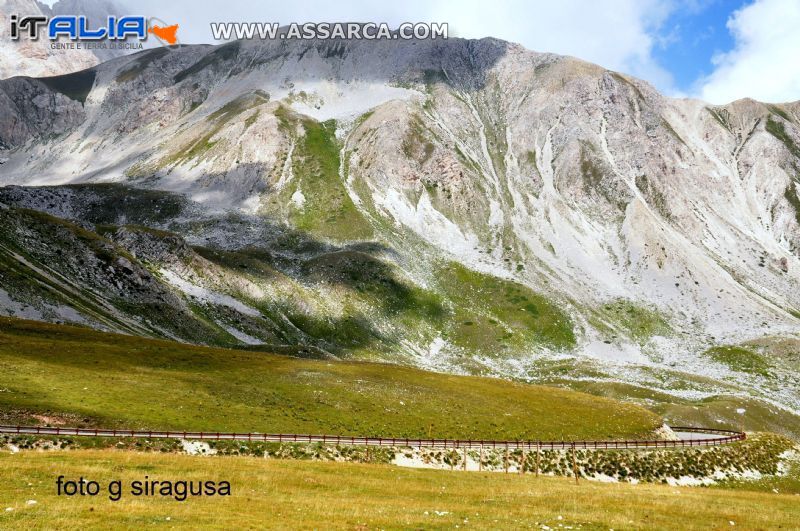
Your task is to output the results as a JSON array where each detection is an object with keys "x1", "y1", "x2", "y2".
[{"x1": 0, "y1": 425, "x2": 745, "y2": 450}]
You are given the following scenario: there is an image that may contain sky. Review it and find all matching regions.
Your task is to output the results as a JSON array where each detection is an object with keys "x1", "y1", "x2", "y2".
[{"x1": 42, "y1": 0, "x2": 800, "y2": 104}]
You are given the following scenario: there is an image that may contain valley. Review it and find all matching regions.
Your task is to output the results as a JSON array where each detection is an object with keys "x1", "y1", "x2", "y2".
[{"x1": 0, "y1": 32, "x2": 799, "y2": 527}]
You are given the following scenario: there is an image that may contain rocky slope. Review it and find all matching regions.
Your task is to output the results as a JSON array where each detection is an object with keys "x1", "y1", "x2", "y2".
[{"x1": 0, "y1": 36, "x2": 799, "y2": 429}]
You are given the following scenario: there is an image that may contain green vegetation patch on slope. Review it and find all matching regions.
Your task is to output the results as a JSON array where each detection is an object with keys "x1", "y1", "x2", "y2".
[
  {"x1": 401, "y1": 114, "x2": 435, "y2": 164},
  {"x1": 744, "y1": 335, "x2": 800, "y2": 371},
  {"x1": 577, "y1": 143, "x2": 628, "y2": 212},
  {"x1": 767, "y1": 104, "x2": 793, "y2": 123},
  {"x1": 591, "y1": 299, "x2": 671, "y2": 343},
  {"x1": 559, "y1": 372, "x2": 800, "y2": 441},
  {"x1": 243, "y1": 109, "x2": 260, "y2": 129},
  {"x1": 785, "y1": 179, "x2": 800, "y2": 226},
  {"x1": 158, "y1": 91, "x2": 269, "y2": 168},
  {"x1": 191, "y1": 243, "x2": 437, "y2": 354},
  {"x1": 37, "y1": 69, "x2": 96, "y2": 104},
  {"x1": 288, "y1": 116, "x2": 373, "y2": 241},
  {"x1": 580, "y1": 150, "x2": 602, "y2": 188},
  {"x1": 707, "y1": 107, "x2": 733, "y2": 132},
  {"x1": 301, "y1": 250, "x2": 444, "y2": 320},
  {"x1": 0, "y1": 210, "x2": 244, "y2": 345},
  {"x1": 436, "y1": 262, "x2": 575, "y2": 353},
  {"x1": 0, "y1": 220, "x2": 96, "y2": 323},
  {"x1": 635, "y1": 174, "x2": 672, "y2": 220},
  {"x1": 660, "y1": 117, "x2": 688, "y2": 147},
  {"x1": 8, "y1": 208, "x2": 134, "y2": 265},
  {"x1": 207, "y1": 90, "x2": 269, "y2": 122},
  {"x1": 0, "y1": 317, "x2": 659, "y2": 440},
  {"x1": 704, "y1": 345, "x2": 771, "y2": 377},
  {"x1": 766, "y1": 115, "x2": 800, "y2": 159}
]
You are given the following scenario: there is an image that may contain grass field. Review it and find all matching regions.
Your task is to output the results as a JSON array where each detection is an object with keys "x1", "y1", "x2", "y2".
[
  {"x1": 0, "y1": 318, "x2": 660, "y2": 440},
  {"x1": 0, "y1": 449, "x2": 798, "y2": 530}
]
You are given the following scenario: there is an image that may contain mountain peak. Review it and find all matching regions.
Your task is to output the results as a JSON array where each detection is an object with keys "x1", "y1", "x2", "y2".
[{"x1": 0, "y1": 30, "x2": 799, "y2": 417}]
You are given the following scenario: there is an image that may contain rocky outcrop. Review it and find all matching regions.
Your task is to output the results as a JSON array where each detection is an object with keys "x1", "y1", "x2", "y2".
[{"x1": 0, "y1": 76, "x2": 86, "y2": 148}]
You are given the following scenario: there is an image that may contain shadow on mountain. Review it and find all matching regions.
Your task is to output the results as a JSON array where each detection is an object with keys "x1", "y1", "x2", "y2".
[
  {"x1": 0, "y1": 183, "x2": 446, "y2": 356},
  {"x1": 0, "y1": 35, "x2": 509, "y2": 139},
  {"x1": 158, "y1": 35, "x2": 509, "y2": 92},
  {"x1": 38, "y1": 69, "x2": 97, "y2": 103}
]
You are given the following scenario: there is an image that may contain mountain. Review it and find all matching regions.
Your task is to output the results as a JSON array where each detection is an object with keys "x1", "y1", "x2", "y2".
[
  {"x1": 0, "y1": 0, "x2": 132, "y2": 79},
  {"x1": 0, "y1": 36, "x2": 799, "y2": 434}
]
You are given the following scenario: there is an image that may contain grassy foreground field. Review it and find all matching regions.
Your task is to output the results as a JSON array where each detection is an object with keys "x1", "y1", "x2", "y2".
[
  {"x1": 0, "y1": 449, "x2": 798, "y2": 530},
  {"x1": 0, "y1": 318, "x2": 660, "y2": 440}
]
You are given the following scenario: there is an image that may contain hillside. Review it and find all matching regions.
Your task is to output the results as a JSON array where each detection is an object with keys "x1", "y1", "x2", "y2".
[
  {"x1": 0, "y1": 317, "x2": 662, "y2": 440},
  {"x1": 0, "y1": 35, "x2": 798, "y2": 432}
]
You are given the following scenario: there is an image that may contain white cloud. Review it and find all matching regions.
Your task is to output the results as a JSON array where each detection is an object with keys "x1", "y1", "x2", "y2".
[
  {"x1": 697, "y1": 0, "x2": 800, "y2": 104},
  {"x1": 132, "y1": 0, "x2": 680, "y2": 94},
  {"x1": 426, "y1": 0, "x2": 675, "y2": 82}
]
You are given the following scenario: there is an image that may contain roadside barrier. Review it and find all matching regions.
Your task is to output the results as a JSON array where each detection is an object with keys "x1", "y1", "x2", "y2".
[{"x1": 0, "y1": 425, "x2": 745, "y2": 449}]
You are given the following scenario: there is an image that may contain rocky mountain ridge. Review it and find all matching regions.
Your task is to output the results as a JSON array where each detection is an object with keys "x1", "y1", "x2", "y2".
[{"x1": 0, "y1": 35, "x2": 799, "y2": 429}]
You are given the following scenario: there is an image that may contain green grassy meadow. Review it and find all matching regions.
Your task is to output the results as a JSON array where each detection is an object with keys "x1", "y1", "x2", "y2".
[
  {"x1": 0, "y1": 317, "x2": 660, "y2": 441},
  {"x1": 1, "y1": 450, "x2": 798, "y2": 530}
]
